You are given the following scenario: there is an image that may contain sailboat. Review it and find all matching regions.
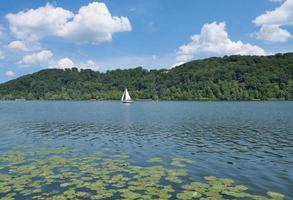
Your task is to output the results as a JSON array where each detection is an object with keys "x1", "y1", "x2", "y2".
[{"x1": 121, "y1": 88, "x2": 133, "y2": 103}]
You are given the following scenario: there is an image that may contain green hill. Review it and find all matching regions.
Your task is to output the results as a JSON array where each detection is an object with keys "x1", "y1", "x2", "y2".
[{"x1": 1, "y1": 53, "x2": 293, "y2": 100}]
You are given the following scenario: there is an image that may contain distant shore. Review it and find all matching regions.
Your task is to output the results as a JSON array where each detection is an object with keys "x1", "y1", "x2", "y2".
[
  {"x1": 1, "y1": 98, "x2": 291, "y2": 102},
  {"x1": 1, "y1": 54, "x2": 292, "y2": 101}
]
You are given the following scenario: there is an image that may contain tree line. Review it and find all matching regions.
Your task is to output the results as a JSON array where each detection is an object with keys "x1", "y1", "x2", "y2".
[{"x1": 0, "y1": 53, "x2": 292, "y2": 100}]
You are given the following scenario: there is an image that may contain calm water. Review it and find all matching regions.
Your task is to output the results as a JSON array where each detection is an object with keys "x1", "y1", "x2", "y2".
[{"x1": 0, "y1": 101, "x2": 292, "y2": 199}]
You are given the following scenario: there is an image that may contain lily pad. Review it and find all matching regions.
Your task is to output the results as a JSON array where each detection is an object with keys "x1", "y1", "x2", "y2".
[{"x1": 0, "y1": 147, "x2": 286, "y2": 200}]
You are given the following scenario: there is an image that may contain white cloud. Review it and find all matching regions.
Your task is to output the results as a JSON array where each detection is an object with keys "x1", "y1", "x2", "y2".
[
  {"x1": 78, "y1": 60, "x2": 99, "y2": 70},
  {"x1": 7, "y1": 40, "x2": 42, "y2": 52},
  {"x1": 253, "y1": 0, "x2": 293, "y2": 42},
  {"x1": 18, "y1": 50, "x2": 53, "y2": 66},
  {"x1": 5, "y1": 70, "x2": 15, "y2": 77},
  {"x1": 6, "y1": 2, "x2": 131, "y2": 44},
  {"x1": 254, "y1": 25, "x2": 291, "y2": 42},
  {"x1": 176, "y1": 22, "x2": 266, "y2": 63},
  {"x1": 254, "y1": 0, "x2": 293, "y2": 25},
  {"x1": 8, "y1": 40, "x2": 29, "y2": 51},
  {"x1": 49, "y1": 57, "x2": 99, "y2": 70},
  {"x1": 6, "y1": 3, "x2": 73, "y2": 41},
  {"x1": 58, "y1": 2, "x2": 131, "y2": 44},
  {"x1": 55, "y1": 57, "x2": 75, "y2": 69}
]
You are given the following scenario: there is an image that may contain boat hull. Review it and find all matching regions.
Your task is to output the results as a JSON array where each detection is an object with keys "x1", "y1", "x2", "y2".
[{"x1": 122, "y1": 100, "x2": 134, "y2": 103}]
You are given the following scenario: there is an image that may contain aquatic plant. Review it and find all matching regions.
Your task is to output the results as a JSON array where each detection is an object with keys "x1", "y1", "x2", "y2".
[{"x1": 0, "y1": 147, "x2": 285, "y2": 200}]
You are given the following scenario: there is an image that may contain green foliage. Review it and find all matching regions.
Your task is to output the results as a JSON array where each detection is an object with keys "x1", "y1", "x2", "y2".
[{"x1": 0, "y1": 53, "x2": 293, "y2": 100}]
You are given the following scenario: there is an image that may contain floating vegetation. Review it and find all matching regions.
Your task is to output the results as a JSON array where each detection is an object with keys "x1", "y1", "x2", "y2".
[
  {"x1": 0, "y1": 147, "x2": 285, "y2": 200},
  {"x1": 147, "y1": 157, "x2": 163, "y2": 163},
  {"x1": 171, "y1": 158, "x2": 193, "y2": 168}
]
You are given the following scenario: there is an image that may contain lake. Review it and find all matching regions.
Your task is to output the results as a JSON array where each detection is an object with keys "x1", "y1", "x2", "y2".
[{"x1": 0, "y1": 101, "x2": 292, "y2": 199}]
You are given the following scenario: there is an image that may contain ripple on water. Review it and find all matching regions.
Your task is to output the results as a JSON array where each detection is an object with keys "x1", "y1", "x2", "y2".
[{"x1": 0, "y1": 101, "x2": 292, "y2": 199}]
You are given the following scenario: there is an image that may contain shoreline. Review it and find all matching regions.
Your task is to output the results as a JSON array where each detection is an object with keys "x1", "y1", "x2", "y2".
[{"x1": 0, "y1": 99, "x2": 292, "y2": 102}]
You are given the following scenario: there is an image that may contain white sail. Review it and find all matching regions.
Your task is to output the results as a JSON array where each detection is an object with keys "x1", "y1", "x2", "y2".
[
  {"x1": 121, "y1": 92, "x2": 125, "y2": 101},
  {"x1": 121, "y1": 88, "x2": 132, "y2": 102},
  {"x1": 124, "y1": 88, "x2": 132, "y2": 101}
]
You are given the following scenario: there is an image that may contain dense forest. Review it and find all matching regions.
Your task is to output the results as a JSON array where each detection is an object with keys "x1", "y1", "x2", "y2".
[{"x1": 0, "y1": 53, "x2": 293, "y2": 100}]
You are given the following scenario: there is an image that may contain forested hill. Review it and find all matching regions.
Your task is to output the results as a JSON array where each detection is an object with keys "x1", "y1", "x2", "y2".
[{"x1": 0, "y1": 53, "x2": 293, "y2": 100}]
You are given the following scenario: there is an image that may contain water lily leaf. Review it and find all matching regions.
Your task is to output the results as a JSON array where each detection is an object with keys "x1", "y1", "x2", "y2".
[
  {"x1": 121, "y1": 190, "x2": 142, "y2": 199},
  {"x1": 182, "y1": 182, "x2": 208, "y2": 193},
  {"x1": 267, "y1": 192, "x2": 285, "y2": 200},
  {"x1": 177, "y1": 190, "x2": 202, "y2": 200},
  {"x1": 222, "y1": 191, "x2": 251, "y2": 198},
  {"x1": 147, "y1": 157, "x2": 163, "y2": 163}
]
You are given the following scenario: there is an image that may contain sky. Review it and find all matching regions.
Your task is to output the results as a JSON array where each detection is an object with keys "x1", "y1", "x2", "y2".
[{"x1": 0, "y1": 0, "x2": 292, "y2": 82}]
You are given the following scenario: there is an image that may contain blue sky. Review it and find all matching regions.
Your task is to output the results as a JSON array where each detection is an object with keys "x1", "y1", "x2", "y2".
[{"x1": 0, "y1": 0, "x2": 292, "y2": 82}]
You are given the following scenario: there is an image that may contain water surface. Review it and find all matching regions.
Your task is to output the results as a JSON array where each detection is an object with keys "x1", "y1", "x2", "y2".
[{"x1": 0, "y1": 101, "x2": 292, "y2": 199}]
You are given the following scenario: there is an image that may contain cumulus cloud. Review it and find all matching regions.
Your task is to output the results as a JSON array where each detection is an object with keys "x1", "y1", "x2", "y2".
[
  {"x1": 5, "y1": 70, "x2": 15, "y2": 77},
  {"x1": 49, "y1": 57, "x2": 99, "y2": 70},
  {"x1": 254, "y1": 25, "x2": 291, "y2": 42},
  {"x1": 6, "y1": 3, "x2": 73, "y2": 41},
  {"x1": 8, "y1": 40, "x2": 41, "y2": 52},
  {"x1": 18, "y1": 50, "x2": 53, "y2": 66},
  {"x1": 8, "y1": 40, "x2": 29, "y2": 51},
  {"x1": 176, "y1": 22, "x2": 266, "y2": 63},
  {"x1": 55, "y1": 57, "x2": 75, "y2": 69},
  {"x1": 253, "y1": 0, "x2": 293, "y2": 42},
  {"x1": 58, "y1": 2, "x2": 131, "y2": 44},
  {"x1": 6, "y1": 2, "x2": 131, "y2": 44}
]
